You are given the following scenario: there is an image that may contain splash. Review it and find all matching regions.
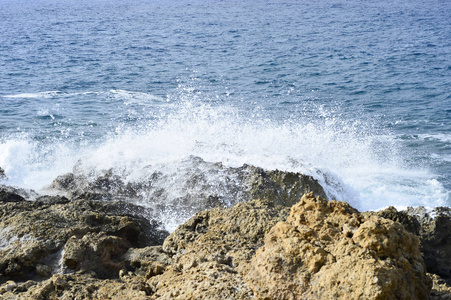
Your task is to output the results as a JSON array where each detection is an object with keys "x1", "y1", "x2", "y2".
[{"x1": 0, "y1": 88, "x2": 448, "y2": 217}]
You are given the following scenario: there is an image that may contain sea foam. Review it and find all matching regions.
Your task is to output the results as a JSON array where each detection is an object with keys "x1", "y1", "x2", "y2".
[{"x1": 0, "y1": 90, "x2": 448, "y2": 217}]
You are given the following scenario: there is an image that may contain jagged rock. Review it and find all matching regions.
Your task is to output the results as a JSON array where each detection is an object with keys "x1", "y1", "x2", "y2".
[
  {"x1": 376, "y1": 206, "x2": 451, "y2": 286},
  {"x1": 0, "y1": 185, "x2": 40, "y2": 201},
  {"x1": 375, "y1": 206, "x2": 421, "y2": 235},
  {"x1": 407, "y1": 206, "x2": 451, "y2": 285},
  {"x1": 0, "y1": 167, "x2": 5, "y2": 180},
  {"x1": 0, "y1": 273, "x2": 152, "y2": 300},
  {"x1": 430, "y1": 273, "x2": 451, "y2": 300},
  {"x1": 0, "y1": 195, "x2": 168, "y2": 283},
  {"x1": 245, "y1": 193, "x2": 431, "y2": 299},
  {"x1": 47, "y1": 156, "x2": 326, "y2": 213},
  {"x1": 1, "y1": 181, "x2": 446, "y2": 299},
  {"x1": 122, "y1": 246, "x2": 172, "y2": 278},
  {"x1": 148, "y1": 193, "x2": 432, "y2": 299},
  {"x1": 148, "y1": 198, "x2": 291, "y2": 299},
  {"x1": 244, "y1": 166, "x2": 327, "y2": 206},
  {"x1": 0, "y1": 190, "x2": 25, "y2": 203},
  {"x1": 3, "y1": 198, "x2": 284, "y2": 300},
  {"x1": 162, "y1": 198, "x2": 290, "y2": 266}
]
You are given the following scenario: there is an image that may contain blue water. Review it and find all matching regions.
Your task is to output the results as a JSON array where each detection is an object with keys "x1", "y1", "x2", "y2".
[{"x1": 0, "y1": 0, "x2": 450, "y2": 217}]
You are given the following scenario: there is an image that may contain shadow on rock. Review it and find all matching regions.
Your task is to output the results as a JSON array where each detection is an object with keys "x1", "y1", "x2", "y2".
[{"x1": 0, "y1": 192, "x2": 169, "y2": 283}]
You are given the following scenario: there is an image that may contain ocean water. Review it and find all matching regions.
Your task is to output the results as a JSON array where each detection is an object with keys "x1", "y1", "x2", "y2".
[{"x1": 0, "y1": 0, "x2": 450, "y2": 226}]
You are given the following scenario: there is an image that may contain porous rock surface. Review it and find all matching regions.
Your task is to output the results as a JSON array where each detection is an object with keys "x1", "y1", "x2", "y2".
[
  {"x1": 376, "y1": 205, "x2": 451, "y2": 286},
  {"x1": 1, "y1": 181, "x2": 450, "y2": 299},
  {"x1": 0, "y1": 193, "x2": 168, "y2": 283},
  {"x1": 148, "y1": 198, "x2": 291, "y2": 299},
  {"x1": 246, "y1": 194, "x2": 431, "y2": 300}
]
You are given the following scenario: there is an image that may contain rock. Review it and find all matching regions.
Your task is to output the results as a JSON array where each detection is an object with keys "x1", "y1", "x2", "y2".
[
  {"x1": 162, "y1": 198, "x2": 290, "y2": 265},
  {"x1": 122, "y1": 246, "x2": 172, "y2": 278},
  {"x1": 47, "y1": 156, "x2": 326, "y2": 215},
  {"x1": 375, "y1": 206, "x2": 421, "y2": 235},
  {"x1": 1, "y1": 273, "x2": 152, "y2": 300},
  {"x1": 430, "y1": 273, "x2": 451, "y2": 300},
  {"x1": 376, "y1": 206, "x2": 451, "y2": 286},
  {"x1": 0, "y1": 185, "x2": 40, "y2": 201},
  {"x1": 0, "y1": 195, "x2": 168, "y2": 282},
  {"x1": 0, "y1": 167, "x2": 6, "y2": 180},
  {"x1": 63, "y1": 232, "x2": 129, "y2": 279},
  {"x1": 149, "y1": 198, "x2": 291, "y2": 299},
  {"x1": 406, "y1": 206, "x2": 451, "y2": 285},
  {"x1": 0, "y1": 280, "x2": 17, "y2": 293},
  {"x1": 148, "y1": 193, "x2": 432, "y2": 299},
  {"x1": 1, "y1": 178, "x2": 444, "y2": 299},
  {"x1": 245, "y1": 193, "x2": 431, "y2": 299},
  {"x1": 0, "y1": 185, "x2": 42, "y2": 203},
  {"x1": 0, "y1": 189, "x2": 25, "y2": 203},
  {"x1": 245, "y1": 166, "x2": 327, "y2": 206}
]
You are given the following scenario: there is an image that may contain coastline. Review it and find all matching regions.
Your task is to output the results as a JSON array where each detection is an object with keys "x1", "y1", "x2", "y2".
[{"x1": 1, "y1": 165, "x2": 450, "y2": 299}]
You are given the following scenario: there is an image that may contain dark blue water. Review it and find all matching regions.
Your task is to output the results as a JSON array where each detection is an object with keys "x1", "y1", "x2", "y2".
[{"x1": 0, "y1": 0, "x2": 450, "y2": 215}]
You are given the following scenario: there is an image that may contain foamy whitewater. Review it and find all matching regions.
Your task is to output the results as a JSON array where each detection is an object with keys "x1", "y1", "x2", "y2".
[{"x1": 0, "y1": 0, "x2": 450, "y2": 230}]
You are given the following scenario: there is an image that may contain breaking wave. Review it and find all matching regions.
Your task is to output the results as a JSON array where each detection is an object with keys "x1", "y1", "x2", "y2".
[{"x1": 0, "y1": 89, "x2": 448, "y2": 223}]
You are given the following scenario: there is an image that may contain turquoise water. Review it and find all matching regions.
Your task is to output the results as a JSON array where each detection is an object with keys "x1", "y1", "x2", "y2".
[{"x1": 0, "y1": 0, "x2": 450, "y2": 215}]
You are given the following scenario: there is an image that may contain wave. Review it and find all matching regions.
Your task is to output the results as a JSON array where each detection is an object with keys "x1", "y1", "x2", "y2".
[
  {"x1": 0, "y1": 90, "x2": 449, "y2": 227},
  {"x1": 3, "y1": 91, "x2": 64, "y2": 99},
  {"x1": 2, "y1": 89, "x2": 165, "y2": 103},
  {"x1": 417, "y1": 133, "x2": 451, "y2": 144}
]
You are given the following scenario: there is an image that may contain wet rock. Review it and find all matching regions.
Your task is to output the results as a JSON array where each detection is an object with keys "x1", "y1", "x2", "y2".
[
  {"x1": 245, "y1": 193, "x2": 431, "y2": 299},
  {"x1": 244, "y1": 165, "x2": 327, "y2": 206},
  {"x1": 407, "y1": 206, "x2": 451, "y2": 284},
  {"x1": 0, "y1": 195, "x2": 168, "y2": 283},
  {"x1": 0, "y1": 190, "x2": 25, "y2": 203},
  {"x1": 48, "y1": 156, "x2": 326, "y2": 221},
  {"x1": 0, "y1": 185, "x2": 39, "y2": 202},
  {"x1": 49, "y1": 169, "x2": 128, "y2": 201},
  {"x1": 376, "y1": 206, "x2": 451, "y2": 286},
  {"x1": 375, "y1": 206, "x2": 422, "y2": 235},
  {"x1": 2, "y1": 178, "x2": 445, "y2": 299}
]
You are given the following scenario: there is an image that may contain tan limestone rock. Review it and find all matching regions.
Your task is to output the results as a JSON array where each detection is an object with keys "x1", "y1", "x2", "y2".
[
  {"x1": 245, "y1": 193, "x2": 431, "y2": 300},
  {"x1": 149, "y1": 198, "x2": 291, "y2": 299},
  {"x1": 0, "y1": 273, "x2": 152, "y2": 300}
]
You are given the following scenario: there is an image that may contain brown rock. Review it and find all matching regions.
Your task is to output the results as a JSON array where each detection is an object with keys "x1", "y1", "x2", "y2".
[
  {"x1": 149, "y1": 198, "x2": 291, "y2": 299},
  {"x1": 162, "y1": 198, "x2": 290, "y2": 269},
  {"x1": 48, "y1": 157, "x2": 326, "y2": 217},
  {"x1": 407, "y1": 207, "x2": 451, "y2": 284},
  {"x1": 0, "y1": 196, "x2": 168, "y2": 282},
  {"x1": 122, "y1": 246, "x2": 172, "y2": 278},
  {"x1": 1, "y1": 185, "x2": 441, "y2": 299},
  {"x1": 377, "y1": 206, "x2": 451, "y2": 286},
  {"x1": 1, "y1": 273, "x2": 152, "y2": 300},
  {"x1": 245, "y1": 193, "x2": 431, "y2": 300},
  {"x1": 62, "y1": 233, "x2": 127, "y2": 278}
]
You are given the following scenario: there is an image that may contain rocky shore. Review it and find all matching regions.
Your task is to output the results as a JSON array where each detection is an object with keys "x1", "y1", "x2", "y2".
[{"x1": 1, "y1": 163, "x2": 451, "y2": 299}]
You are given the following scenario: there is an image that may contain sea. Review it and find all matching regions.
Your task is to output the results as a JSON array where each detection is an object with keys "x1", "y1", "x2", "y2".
[{"x1": 0, "y1": 0, "x2": 450, "y2": 229}]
